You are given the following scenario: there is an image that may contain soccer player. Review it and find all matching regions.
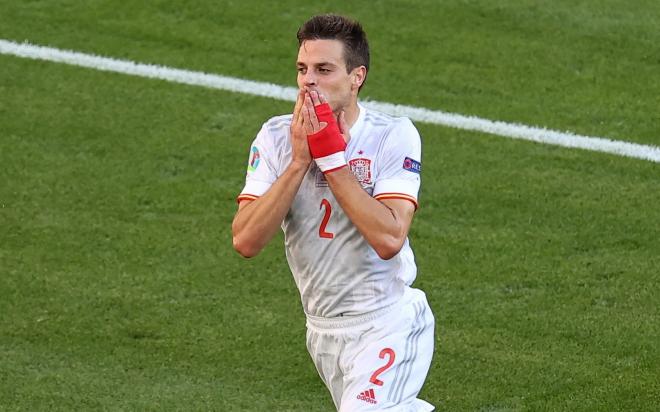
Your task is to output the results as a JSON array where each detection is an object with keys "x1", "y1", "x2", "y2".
[{"x1": 232, "y1": 14, "x2": 435, "y2": 411}]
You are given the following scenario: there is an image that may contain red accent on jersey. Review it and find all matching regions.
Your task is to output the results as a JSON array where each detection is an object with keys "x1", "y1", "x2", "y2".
[
  {"x1": 236, "y1": 194, "x2": 259, "y2": 204},
  {"x1": 374, "y1": 193, "x2": 418, "y2": 210},
  {"x1": 319, "y1": 199, "x2": 334, "y2": 239}
]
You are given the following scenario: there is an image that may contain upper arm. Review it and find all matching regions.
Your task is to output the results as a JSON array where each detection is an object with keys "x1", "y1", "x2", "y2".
[
  {"x1": 236, "y1": 198, "x2": 254, "y2": 212},
  {"x1": 380, "y1": 198, "x2": 416, "y2": 235},
  {"x1": 237, "y1": 124, "x2": 280, "y2": 203},
  {"x1": 373, "y1": 118, "x2": 422, "y2": 209}
]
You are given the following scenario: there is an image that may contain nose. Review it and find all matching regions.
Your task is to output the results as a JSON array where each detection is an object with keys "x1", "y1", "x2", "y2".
[{"x1": 303, "y1": 72, "x2": 317, "y2": 88}]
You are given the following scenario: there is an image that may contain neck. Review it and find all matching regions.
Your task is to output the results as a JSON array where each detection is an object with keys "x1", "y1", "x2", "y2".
[{"x1": 339, "y1": 100, "x2": 360, "y2": 129}]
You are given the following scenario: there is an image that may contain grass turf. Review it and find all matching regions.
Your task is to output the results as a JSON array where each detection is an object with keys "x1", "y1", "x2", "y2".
[{"x1": 1, "y1": 1, "x2": 659, "y2": 410}]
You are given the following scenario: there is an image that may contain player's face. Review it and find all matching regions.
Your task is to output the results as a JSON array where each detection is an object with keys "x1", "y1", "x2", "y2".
[{"x1": 296, "y1": 39, "x2": 360, "y2": 113}]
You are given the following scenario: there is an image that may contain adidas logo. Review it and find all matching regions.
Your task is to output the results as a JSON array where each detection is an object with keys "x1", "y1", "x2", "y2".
[{"x1": 357, "y1": 388, "x2": 377, "y2": 404}]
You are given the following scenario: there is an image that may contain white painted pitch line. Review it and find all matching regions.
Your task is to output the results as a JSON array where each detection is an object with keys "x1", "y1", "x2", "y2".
[{"x1": 2, "y1": 39, "x2": 659, "y2": 163}]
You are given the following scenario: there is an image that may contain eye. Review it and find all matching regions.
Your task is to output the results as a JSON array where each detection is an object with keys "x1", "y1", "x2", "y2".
[
  {"x1": 319, "y1": 68, "x2": 331, "y2": 73},
  {"x1": 297, "y1": 67, "x2": 306, "y2": 74}
]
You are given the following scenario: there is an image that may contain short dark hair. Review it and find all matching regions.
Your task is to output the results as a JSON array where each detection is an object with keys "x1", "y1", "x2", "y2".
[{"x1": 297, "y1": 14, "x2": 370, "y2": 81}]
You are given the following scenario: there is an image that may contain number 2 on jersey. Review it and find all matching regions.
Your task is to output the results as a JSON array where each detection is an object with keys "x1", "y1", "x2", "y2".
[
  {"x1": 370, "y1": 348, "x2": 396, "y2": 386},
  {"x1": 319, "y1": 198, "x2": 334, "y2": 239}
]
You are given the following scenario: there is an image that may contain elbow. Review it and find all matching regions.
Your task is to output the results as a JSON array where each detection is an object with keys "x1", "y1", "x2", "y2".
[
  {"x1": 232, "y1": 234, "x2": 260, "y2": 259},
  {"x1": 373, "y1": 236, "x2": 405, "y2": 261},
  {"x1": 231, "y1": 218, "x2": 261, "y2": 258}
]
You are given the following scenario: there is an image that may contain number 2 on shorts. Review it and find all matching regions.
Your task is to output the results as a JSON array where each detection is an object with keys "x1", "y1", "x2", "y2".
[
  {"x1": 319, "y1": 198, "x2": 334, "y2": 239},
  {"x1": 369, "y1": 348, "x2": 396, "y2": 386}
]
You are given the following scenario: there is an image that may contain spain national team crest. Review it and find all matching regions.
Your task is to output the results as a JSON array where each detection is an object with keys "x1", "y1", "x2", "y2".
[{"x1": 349, "y1": 158, "x2": 372, "y2": 185}]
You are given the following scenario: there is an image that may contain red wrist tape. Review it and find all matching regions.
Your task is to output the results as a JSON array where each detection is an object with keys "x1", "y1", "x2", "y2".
[
  {"x1": 314, "y1": 102, "x2": 338, "y2": 126},
  {"x1": 307, "y1": 103, "x2": 346, "y2": 159}
]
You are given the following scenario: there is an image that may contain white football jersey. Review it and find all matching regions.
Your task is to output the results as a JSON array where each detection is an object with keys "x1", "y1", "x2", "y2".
[{"x1": 238, "y1": 104, "x2": 423, "y2": 317}]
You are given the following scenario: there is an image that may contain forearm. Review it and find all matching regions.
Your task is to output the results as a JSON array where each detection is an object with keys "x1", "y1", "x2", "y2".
[
  {"x1": 232, "y1": 161, "x2": 308, "y2": 257},
  {"x1": 325, "y1": 168, "x2": 409, "y2": 259}
]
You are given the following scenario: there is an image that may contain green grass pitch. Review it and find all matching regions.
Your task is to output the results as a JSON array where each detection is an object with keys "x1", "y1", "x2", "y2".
[{"x1": 1, "y1": 1, "x2": 659, "y2": 410}]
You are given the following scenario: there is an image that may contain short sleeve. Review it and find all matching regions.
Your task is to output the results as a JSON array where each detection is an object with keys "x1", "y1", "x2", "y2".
[
  {"x1": 237, "y1": 124, "x2": 278, "y2": 202},
  {"x1": 373, "y1": 118, "x2": 422, "y2": 209}
]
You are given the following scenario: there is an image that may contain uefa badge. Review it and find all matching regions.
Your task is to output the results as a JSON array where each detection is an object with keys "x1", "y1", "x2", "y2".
[
  {"x1": 349, "y1": 158, "x2": 372, "y2": 185},
  {"x1": 402, "y1": 157, "x2": 421, "y2": 174},
  {"x1": 247, "y1": 146, "x2": 260, "y2": 173}
]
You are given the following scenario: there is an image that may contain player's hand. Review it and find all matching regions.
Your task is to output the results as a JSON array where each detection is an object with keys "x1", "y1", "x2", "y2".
[
  {"x1": 337, "y1": 110, "x2": 350, "y2": 144},
  {"x1": 301, "y1": 90, "x2": 327, "y2": 134},
  {"x1": 303, "y1": 90, "x2": 350, "y2": 143},
  {"x1": 290, "y1": 89, "x2": 312, "y2": 168},
  {"x1": 303, "y1": 90, "x2": 347, "y2": 174}
]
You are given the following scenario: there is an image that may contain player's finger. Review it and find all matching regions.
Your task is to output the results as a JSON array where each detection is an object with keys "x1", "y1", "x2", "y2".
[
  {"x1": 302, "y1": 105, "x2": 315, "y2": 134},
  {"x1": 292, "y1": 89, "x2": 305, "y2": 121},
  {"x1": 310, "y1": 90, "x2": 322, "y2": 106},
  {"x1": 297, "y1": 88, "x2": 305, "y2": 107},
  {"x1": 318, "y1": 92, "x2": 327, "y2": 105},
  {"x1": 304, "y1": 94, "x2": 319, "y2": 128},
  {"x1": 298, "y1": 94, "x2": 308, "y2": 126}
]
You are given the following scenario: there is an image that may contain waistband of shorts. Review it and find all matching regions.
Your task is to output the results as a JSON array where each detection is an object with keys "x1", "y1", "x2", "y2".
[
  {"x1": 306, "y1": 302, "x2": 397, "y2": 329},
  {"x1": 304, "y1": 292, "x2": 409, "y2": 330}
]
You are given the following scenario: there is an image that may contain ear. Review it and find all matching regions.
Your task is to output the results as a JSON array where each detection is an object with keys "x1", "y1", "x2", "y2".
[{"x1": 351, "y1": 66, "x2": 367, "y2": 90}]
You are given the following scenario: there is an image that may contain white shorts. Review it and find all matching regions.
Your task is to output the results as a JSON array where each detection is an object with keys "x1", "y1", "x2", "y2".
[{"x1": 305, "y1": 287, "x2": 435, "y2": 411}]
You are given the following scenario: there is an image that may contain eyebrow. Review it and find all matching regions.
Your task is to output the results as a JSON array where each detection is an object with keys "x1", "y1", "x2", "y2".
[{"x1": 296, "y1": 61, "x2": 337, "y2": 67}]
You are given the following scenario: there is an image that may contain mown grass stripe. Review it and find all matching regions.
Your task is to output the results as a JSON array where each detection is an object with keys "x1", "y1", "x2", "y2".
[{"x1": 2, "y1": 38, "x2": 659, "y2": 163}]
